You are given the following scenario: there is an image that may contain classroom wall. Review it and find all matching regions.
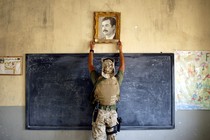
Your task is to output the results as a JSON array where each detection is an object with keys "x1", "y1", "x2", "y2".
[{"x1": 0, "y1": 0, "x2": 210, "y2": 140}]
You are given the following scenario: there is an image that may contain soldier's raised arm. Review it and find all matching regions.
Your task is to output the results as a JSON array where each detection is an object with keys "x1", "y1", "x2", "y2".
[
  {"x1": 88, "y1": 41, "x2": 95, "y2": 73},
  {"x1": 117, "y1": 41, "x2": 125, "y2": 73}
]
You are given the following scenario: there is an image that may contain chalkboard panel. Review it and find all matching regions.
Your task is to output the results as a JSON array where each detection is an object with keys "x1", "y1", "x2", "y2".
[{"x1": 26, "y1": 53, "x2": 174, "y2": 130}]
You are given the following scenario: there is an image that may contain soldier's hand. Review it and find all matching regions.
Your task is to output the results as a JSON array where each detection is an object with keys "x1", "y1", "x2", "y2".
[
  {"x1": 117, "y1": 41, "x2": 122, "y2": 51},
  {"x1": 90, "y1": 41, "x2": 95, "y2": 50}
]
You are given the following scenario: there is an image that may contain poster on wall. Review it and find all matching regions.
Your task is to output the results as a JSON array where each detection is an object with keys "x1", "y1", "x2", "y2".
[
  {"x1": 175, "y1": 51, "x2": 210, "y2": 110},
  {"x1": 0, "y1": 56, "x2": 22, "y2": 75}
]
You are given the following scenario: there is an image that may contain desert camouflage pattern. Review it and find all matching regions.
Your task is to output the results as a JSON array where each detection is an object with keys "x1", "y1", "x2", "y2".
[
  {"x1": 101, "y1": 58, "x2": 115, "y2": 79},
  {"x1": 92, "y1": 109, "x2": 118, "y2": 140}
]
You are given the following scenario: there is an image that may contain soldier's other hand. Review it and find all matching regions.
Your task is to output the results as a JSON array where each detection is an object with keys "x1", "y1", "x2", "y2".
[{"x1": 117, "y1": 41, "x2": 122, "y2": 51}]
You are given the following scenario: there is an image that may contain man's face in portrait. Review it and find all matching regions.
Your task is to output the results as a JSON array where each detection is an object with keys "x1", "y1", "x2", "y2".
[{"x1": 102, "y1": 19, "x2": 116, "y2": 38}]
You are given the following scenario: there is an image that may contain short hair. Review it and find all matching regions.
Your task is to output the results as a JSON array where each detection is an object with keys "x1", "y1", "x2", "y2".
[{"x1": 102, "y1": 17, "x2": 116, "y2": 27}]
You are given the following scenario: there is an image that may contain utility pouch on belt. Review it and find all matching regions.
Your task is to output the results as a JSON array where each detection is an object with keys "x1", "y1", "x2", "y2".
[
  {"x1": 106, "y1": 117, "x2": 122, "y2": 135},
  {"x1": 93, "y1": 102, "x2": 99, "y2": 122},
  {"x1": 117, "y1": 117, "x2": 122, "y2": 132}
]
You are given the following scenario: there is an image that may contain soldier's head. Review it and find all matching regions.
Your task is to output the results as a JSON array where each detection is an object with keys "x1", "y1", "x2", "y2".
[{"x1": 101, "y1": 58, "x2": 115, "y2": 78}]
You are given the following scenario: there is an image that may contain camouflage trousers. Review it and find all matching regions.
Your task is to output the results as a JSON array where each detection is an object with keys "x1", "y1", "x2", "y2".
[{"x1": 92, "y1": 109, "x2": 118, "y2": 140}]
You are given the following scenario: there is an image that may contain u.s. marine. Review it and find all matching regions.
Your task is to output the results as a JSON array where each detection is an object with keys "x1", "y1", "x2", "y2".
[{"x1": 88, "y1": 41, "x2": 125, "y2": 140}]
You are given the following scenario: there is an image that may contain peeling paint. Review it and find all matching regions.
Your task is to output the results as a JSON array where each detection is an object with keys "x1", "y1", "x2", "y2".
[
  {"x1": 43, "y1": 9, "x2": 47, "y2": 25},
  {"x1": 167, "y1": 0, "x2": 175, "y2": 14}
]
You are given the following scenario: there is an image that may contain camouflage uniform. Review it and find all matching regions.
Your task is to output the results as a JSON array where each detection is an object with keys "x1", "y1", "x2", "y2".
[
  {"x1": 92, "y1": 109, "x2": 118, "y2": 140},
  {"x1": 90, "y1": 70, "x2": 124, "y2": 140}
]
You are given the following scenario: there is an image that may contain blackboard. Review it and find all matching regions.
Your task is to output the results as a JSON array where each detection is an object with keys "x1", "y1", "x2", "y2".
[{"x1": 26, "y1": 53, "x2": 175, "y2": 130}]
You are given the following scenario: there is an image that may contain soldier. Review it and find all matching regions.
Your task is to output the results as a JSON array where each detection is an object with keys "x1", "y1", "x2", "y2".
[{"x1": 88, "y1": 41, "x2": 125, "y2": 140}]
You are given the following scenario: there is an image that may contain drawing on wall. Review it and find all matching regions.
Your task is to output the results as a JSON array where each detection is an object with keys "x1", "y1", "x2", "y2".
[
  {"x1": 94, "y1": 12, "x2": 121, "y2": 43},
  {"x1": 175, "y1": 51, "x2": 210, "y2": 110},
  {"x1": 0, "y1": 56, "x2": 22, "y2": 75}
]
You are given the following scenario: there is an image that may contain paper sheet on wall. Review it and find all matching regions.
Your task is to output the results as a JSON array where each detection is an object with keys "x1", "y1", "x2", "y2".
[
  {"x1": 175, "y1": 51, "x2": 210, "y2": 110},
  {"x1": 0, "y1": 57, "x2": 22, "y2": 75}
]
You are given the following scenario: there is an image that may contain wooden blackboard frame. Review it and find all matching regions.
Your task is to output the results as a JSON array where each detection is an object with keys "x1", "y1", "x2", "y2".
[{"x1": 26, "y1": 53, "x2": 175, "y2": 130}]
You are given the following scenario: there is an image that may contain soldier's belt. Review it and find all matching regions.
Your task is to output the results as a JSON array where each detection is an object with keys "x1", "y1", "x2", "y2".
[{"x1": 99, "y1": 104, "x2": 117, "y2": 111}]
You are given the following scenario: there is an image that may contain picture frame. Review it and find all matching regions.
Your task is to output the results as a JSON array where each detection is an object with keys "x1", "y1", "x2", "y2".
[
  {"x1": 0, "y1": 56, "x2": 22, "y2": 75},
  {"x1": 94, "y1": 12, "x2": 121, "y2": 43}
]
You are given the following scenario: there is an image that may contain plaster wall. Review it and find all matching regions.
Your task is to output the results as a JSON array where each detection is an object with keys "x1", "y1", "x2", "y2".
[{"x1": 0, "y1": 0, "x2": 210, "y2": 140}]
